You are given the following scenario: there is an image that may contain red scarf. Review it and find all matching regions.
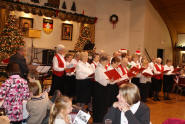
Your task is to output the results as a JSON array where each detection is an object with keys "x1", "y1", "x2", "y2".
[{"x1": 154, "y1": 64, "x2": 164, "y2": 80}]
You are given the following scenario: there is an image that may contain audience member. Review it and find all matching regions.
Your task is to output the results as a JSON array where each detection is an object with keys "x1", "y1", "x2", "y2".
[
  {"x1": 49, "y1": 96, "x2": 72, "y2": 124},
  {"x1": 0, "y1": 63, "x2": 30, "y2": 124},
  {"x1": 9, "y1": 47, "x2": 29, "y2": 80},
  {"x1": 26, "y1": 82, "x2": 52, "y2": 124},
  {"x1": 104, "y1": 83, "x2": 150, "y2": 124}
]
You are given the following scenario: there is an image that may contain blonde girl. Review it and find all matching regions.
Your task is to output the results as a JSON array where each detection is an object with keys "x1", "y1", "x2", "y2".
[{"x1": 49, "y1": 96, "x2": 72, "y2": 124}]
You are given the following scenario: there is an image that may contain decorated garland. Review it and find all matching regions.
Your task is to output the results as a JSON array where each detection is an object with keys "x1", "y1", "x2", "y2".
[
  {"x1": 0, "y1": 0, "x2": 97, "y2": 24},
  {"x1": 110, "y1": 14, "x2": 118, "y2": 29}
]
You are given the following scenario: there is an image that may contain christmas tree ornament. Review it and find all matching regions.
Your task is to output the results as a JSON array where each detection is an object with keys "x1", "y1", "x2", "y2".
[
  {"x1": 71, "y1": 1, "x2": 76, "y2": 11},
  {"x1": 62, "y1": 1, "x2": 67, "y2": 9}
]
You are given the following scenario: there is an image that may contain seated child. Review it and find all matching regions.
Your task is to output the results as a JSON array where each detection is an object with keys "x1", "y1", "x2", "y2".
[
  {"x1": 49, "y1": 96, "x2": 73, "y2": 124},
  {"x1": 26, "y1": 82, "x2": 52, "y2": 124}
]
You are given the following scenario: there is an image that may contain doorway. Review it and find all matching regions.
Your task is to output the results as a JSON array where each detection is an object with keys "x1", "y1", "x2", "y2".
[{"x1": 157, "y1": 49, "x2": 164, "y2": 64}]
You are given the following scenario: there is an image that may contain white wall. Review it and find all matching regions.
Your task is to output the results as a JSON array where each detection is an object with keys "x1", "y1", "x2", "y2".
[
  {"x1": 129, "y1": 0, "x2": 146, "y2": 53},
  {"x1": 95, "y1": 0, "x2": 131, "y2": 54},
  {"x1": 10, "y1": 0, "x2": 173, "y2": 62}
]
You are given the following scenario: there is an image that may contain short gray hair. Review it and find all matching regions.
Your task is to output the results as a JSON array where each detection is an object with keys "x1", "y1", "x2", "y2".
[{"x1": 56, "y1": 44, "x2": 65, "y2": 52}]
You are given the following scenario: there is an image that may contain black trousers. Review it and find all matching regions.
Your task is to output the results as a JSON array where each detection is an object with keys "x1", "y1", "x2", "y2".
[
  {"x1": 76, "y1": 79, "x2": 92, "y2": 104},
  {"x1": 64, "y1": 75, "x2": 76, "y2": 97},
  {"x1": 92, "y1": 82, "x2": 109, "y2": 123},
  {"x1": 149, "y1": 78, "x2": 155, "y2": 97},
  {"x1": 49, "y1": 74, "x2": 65, "y2": 96},
  {"x1": 163, "y1": 75, "x2": 174, "y2": 93},
  {"x1": 131, "y1": 77, "x2": 140, "y2": 88},
  {"x1": 153, "y1": 78, "x2": 162, "y2": 92},
  {"x1": 107, "y1": 84, "x2": 119, "y2": 107},
  {"x1": 139, "y1": 83, "x2": 149, "y2": 102}
]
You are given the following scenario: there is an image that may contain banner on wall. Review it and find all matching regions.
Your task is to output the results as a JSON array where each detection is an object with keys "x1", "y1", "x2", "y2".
[{"x1": 43, "y1": 18, "x2": 53, "y2": 34}]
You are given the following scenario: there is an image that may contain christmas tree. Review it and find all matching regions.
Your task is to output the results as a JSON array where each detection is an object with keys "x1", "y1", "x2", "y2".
[
  {"x1": 0, "y1": 15, "x2": 25, "y2": 63},
  {"x1": 74, "y1": 24, "x2": 92, "y2": 51}
]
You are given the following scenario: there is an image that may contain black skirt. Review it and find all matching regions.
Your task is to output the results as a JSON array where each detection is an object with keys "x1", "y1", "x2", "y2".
[
  {"x1": 76, "y1": 79, "x2": 92, "y2": 104},
  {"x1": 92, "y1": 82, "x2": 109, "y2": 123},
  {"x1": 163, "y1": 75, "x2": 174, "y2": 92}
]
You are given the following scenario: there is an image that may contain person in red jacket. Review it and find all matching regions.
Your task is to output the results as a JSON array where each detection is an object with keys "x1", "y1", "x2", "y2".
[{"x1": 49, "y1": 44, "x2": 66, "y2": 96}]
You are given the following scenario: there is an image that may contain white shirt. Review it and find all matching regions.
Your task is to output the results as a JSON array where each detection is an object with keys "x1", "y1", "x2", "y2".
[
  {"x1": 130, "y1": 61, "x2": 141, "y2": 69},
  {"x1": 95, "y1": 63, "x2": 110, "y2": 86},
  {"x1": 149, "y1": 62, "x2": 154, "y2": 71},
  {"x1": 91, "y1": 61, "x2": 99, "y2": 73},
  {"x1": 54, "y1": 118, "x2": 66, "y2": 124},
  {"x1": 52, "y1": 53, "x2": 66, "y2": 71},
  {"x1": 130, "y1": 61, "x2": 141, "y2": 77},
  {"x1": 65, "y1": 60, "x2": 76, "y2": 76},
  {"x1": 117, "y1": 65, "x2": 129, "y2": 81},
  {"x1": 140, "y1": 67, "x2": 153, "y2": 83},
  {"x1": 71, "y1": 59, "x2": 78, "y2": 66},
  {"x1": 153, "y1": 64, "x2": 162, "y2": 75},
  {"x1": 121, "y1": 101, "x2": 141, "y2": 124},
  {"x1": 75, "y1": 61, "x2": 93, "y2": 80},
  {"x1": 164, "y1": 65, "x2": 174, "y2": 75},
  {"x1": 54, "y1": 115, "x2": 71, "y2": 124}
]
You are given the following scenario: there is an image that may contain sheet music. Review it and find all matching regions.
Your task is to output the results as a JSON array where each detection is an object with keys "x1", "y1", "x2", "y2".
[
  {"x1": 36, "y1": 66, "x2": 51, "y2": 73},
  {"x1": 72, "y1": 110, "x2": 91, "y2": 124}
]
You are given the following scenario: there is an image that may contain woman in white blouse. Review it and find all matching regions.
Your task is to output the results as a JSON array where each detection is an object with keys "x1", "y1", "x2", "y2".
[
  {"x1": 130, "y1": 54, "x2": 141, "y2": 87},
  {"x1": 75, "y1": 52, "x2": 93, "y2": 107},
  {"x1": 65, "y1": 53, "x2": 76, "y2": 97},
  {"x1": 163, "y1": 59, "x2": 174, "y2": 100},
  {"x1": 139, "y1": 59, "x2": 153, "y2": 102},
  {"x1": 90, "y1": 53, "x2": 100, "y2": 73},
  {"x1": 107, "y1": 57, "x2": 121, "y2": 107},
  {"x1": 93, "y1": 55, "x2": 110, "y2": 124}
]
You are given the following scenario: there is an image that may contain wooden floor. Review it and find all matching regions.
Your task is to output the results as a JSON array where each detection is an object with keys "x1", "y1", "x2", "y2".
[{"x1": 146, "y1": 93, "x2": 185, "y2": 124}]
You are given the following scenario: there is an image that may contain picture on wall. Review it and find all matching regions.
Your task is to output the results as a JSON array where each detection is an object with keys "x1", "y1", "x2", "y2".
[
  {"x1": 19, "y1": 17, "x2": 34, "y2": 36},
  {"x1": 62, "y1": 23, "x2": 73, "y2": 41},
  {"x1": 182, "y1": 53, "x2": 185, "y2": 63}
]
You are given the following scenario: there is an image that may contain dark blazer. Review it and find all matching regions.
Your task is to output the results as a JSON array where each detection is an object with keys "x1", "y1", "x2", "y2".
[
  {"x1": 104, "y1": 102, "x2": 150, "y2": 124},
  {"x1": 10, "y1": 53, "x2": 28, "y2": 78}
]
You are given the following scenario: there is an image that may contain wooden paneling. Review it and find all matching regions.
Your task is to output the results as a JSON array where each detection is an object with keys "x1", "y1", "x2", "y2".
[{"x1": 150, "y1": 0, "x2": 185, "y2": 34}]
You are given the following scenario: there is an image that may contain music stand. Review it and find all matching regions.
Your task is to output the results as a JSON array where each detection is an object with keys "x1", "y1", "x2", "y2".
[{"x1": 28, "y1": 29, "x2": 41, "y2": 63}]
